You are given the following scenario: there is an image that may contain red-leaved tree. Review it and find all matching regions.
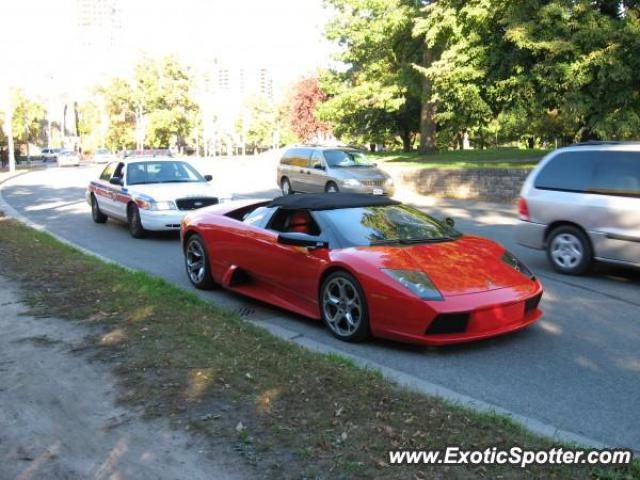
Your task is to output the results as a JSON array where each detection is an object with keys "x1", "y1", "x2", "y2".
[{"x1": 288, "y1": 78, "x2": 330, "y2": 143}]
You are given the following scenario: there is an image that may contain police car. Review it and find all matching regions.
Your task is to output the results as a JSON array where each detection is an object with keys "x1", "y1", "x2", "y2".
[{"x1": 86, "y1": 157, "x2": 229, "y2": 238}]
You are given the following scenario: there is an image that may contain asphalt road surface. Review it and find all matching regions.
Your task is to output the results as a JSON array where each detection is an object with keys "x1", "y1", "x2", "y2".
[{"x1": 2, "y1": 162, "x2": 639, "y2": 452}]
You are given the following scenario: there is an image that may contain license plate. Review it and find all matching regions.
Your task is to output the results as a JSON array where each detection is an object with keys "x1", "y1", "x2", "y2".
[{"x1": 372, "y1": 188, "x2": 384, "y2": 195}]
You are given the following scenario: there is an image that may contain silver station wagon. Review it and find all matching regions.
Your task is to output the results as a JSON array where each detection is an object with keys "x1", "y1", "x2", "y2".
[
  {"x1": 276, "y1": 146, "x2": 395, "y2": 196},
  {"x1": 516, "y1": 143, "x2": 640, "y2": 274}
]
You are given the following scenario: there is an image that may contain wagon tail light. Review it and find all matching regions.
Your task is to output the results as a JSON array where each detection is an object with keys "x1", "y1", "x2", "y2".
[
  {"x1": 518, "y1": 197, "x2": 530, "y2": 221},
  {"x1": 381, "y1": 269, "x2": 443, "y2": 301}
]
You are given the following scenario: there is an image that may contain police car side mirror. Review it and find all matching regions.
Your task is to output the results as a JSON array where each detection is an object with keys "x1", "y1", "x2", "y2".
[{"x1": 204, "y1": 174, "x2": 213, "y2": 182}]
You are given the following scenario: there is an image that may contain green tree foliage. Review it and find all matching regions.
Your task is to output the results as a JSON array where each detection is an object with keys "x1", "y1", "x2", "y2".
[
  {"x1": 416, "y1": 0, "x2": 640, "y2": 147},
  {"x1": 135, "y1": 56, "x2": 198, "y2": 148},
  {"x1": 319, "y1": 0, "x2": 424, "y2": 151},
  {"x1": 11, "y1": 89, "x2": 46, "y2": 147},
  {"x1": 98, "y1": 78, "x2": 136, "y2": 151}
]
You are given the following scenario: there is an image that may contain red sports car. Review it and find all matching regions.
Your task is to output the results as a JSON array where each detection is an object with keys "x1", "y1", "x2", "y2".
[{"x1": 180, "y1": 193, "x2": 543, "y2": 345}]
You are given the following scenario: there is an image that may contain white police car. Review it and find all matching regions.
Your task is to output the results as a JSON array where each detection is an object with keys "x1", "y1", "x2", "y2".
[{"x1": 86, "y1": 157, "x2": 229, "y2": 238}]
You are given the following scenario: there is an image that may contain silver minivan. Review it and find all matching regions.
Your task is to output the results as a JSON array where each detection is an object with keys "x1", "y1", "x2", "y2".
[
  {"x1": 516, "y1": 143, "x2": 640, "y2": 274},
  {"x1": 276, "y1": 146, "x2": 395, "y2": 196}
]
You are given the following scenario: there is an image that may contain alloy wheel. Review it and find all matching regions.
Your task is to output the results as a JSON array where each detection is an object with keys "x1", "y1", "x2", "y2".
[
  {"x1": 322, "y1": 277, "x2": 362, "y2": 337},
  {"x1": 186, "y1": 240, "x2": 206, "y2": 284},
  {"x1": 550, "y1": 233, "x2": 583, "y2": 269}
]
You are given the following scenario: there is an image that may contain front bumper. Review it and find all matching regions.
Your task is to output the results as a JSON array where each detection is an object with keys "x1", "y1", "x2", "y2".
[
  {"x1": 340, "y1": 183, "x2": 395, "y2": 196},
  {"x1": 370, "y1": 281, "x2": 544, "y2": 346},
  {"x1": 515, "y1": 220, "x2": 546, "y2": 250},
  {"x1": 139, "y1": 209, "x2": 187, "y2": 231}
]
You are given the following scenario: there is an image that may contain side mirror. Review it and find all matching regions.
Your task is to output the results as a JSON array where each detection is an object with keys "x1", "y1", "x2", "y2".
[
  {"x1": 313, "y1": 164, "x2": 325, "y2": 170},
  {"x1": 444, "y1": 217, "x2": 455, "y2": 227},
  {"x1": 277, "y1": 232, "x2": 329, "y2": 249},
  {"x1": 204, "y1": 174, "x2": 213, "y2": 181},
  {"x1": 110, "y1": 177, "x2": 123, "y2": 186}
]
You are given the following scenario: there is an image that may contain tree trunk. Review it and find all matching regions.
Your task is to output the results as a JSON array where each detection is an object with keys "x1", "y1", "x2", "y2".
[
  {"x1": 419, "y1": 48, "x2": 437, "y2": 153},
  {"x1": 401, "y1": 130, "x2": 412, "y2": 152}
]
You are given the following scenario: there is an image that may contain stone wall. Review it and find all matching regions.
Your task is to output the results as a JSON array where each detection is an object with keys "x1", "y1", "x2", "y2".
[{"x1": 384, "y1": 166, "x2": 532, "y2": 202}]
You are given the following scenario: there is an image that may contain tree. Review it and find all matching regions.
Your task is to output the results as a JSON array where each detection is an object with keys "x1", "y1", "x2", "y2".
[
  {"x1": 98, "y1": 78, "x2": 136, "y2": 151},
  {"x1": 134, "y1": 56, "x2": 198, "y2": 149},
  {"x1": 11, "y1": 89, "x2": 46, "y2": 152},
  {"x1": 288, "y1": 78, "x2": 330, "y2": 143},
  {"x1": 320, "y1": 0, "x2": 425, "y2": 151}
]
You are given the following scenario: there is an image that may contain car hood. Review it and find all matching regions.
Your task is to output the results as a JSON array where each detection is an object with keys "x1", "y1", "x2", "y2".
[
  {"x1": 354, "y1": 236, "x2": 530, "y2": 297},
  {"x1": 126, "y1": 182, "x2": 227, "y2": 201},
  {"x1": 331, "y1": 167, "x2": 389, "y2": 181}
]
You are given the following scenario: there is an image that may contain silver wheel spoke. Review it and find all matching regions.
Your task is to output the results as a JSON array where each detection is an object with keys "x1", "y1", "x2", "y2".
[{"x1": 322, "y1": 277, "x2": 362, "y2": 337}]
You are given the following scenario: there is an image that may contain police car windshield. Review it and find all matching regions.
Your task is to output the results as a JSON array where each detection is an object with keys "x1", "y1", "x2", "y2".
[{"x1": 127, "y1": 161, "x2": 205, "y2": 185}]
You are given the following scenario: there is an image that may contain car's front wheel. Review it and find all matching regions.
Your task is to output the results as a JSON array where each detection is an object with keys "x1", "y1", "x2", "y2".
[
  {"x1": 91, "y1": 194, "x2": 108, "y2": 224},
  {"x1": 281, "y1": 177, "x2": 293, "y2": 195},
  {"x1": 127, "y1": 203, "x2": 146, "y2": 239},
  {"x1": 547, "y1": 225, "x2": 592, "y2": 275},
  {"x1": 320, "y1": 271, "x2": 369, "y2": 342},
  {"x1": 184, "y1": 234, "x2": 216, "y2": 289}
]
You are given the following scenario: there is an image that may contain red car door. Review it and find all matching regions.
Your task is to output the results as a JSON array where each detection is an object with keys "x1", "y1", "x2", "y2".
[{"x1": 233, "y1": 213, "x2": 329, "y2": 317}]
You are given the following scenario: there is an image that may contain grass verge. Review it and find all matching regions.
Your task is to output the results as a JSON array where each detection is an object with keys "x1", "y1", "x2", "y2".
[
  {"x1": 0, "y1": 216, "x2": 636, "y2": 479},
  {"x1": 371, "y1": 147, "x2": 550, "y2": 169}
]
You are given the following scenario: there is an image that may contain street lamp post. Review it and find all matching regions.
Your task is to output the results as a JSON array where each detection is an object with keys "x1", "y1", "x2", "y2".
[{"x1": 3, "y1": 101, "x2": 16, "y2": 173}]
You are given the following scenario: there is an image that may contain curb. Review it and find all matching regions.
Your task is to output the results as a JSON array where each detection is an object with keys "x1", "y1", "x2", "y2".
[{"x1": 0, "y1": 170, "x2": 625, "y2": 454}]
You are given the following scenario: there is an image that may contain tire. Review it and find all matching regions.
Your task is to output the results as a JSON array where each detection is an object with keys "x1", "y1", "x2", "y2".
[
  {"x1": 325, "y1": 182, "x2": 339, "y2": 193},
  {"x1": 546, "y1": 225, "x2": 592, "y2": 275},
  {"x1": 91, "y1": 194, "x2": 108, "y2": 224},
  {"x1": 281, "y1": 177, "x2": 293, "y2": 195},
  {"x1": 320, "y1": 270, "x2": 370, "y2": 342},
  {"x1": 184, "y1": 234, "x2": 216, "y2": 289},
  {"x1": 127, "y1": 203, "x2": 146, "y2": 239}
]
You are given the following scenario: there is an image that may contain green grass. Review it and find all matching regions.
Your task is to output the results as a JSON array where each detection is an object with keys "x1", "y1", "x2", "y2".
[
  {"x1": 0, "y1": 216, "x2": 637, "y2": 479},
  {"x1": 371, "y1": 147, "x2": 550, "y2": 169}
]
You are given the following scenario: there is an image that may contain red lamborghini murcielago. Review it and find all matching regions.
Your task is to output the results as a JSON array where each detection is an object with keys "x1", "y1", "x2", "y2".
[{"x1": 180, "y1": 193, "x2": 543, "y2": 345}]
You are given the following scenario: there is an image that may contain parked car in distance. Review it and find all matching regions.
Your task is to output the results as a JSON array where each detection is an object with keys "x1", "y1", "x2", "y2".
[
  {"x1": 182, "y1": 193, "x2": 542, "y2": 345},
  {"x1": 516, "y1": 142, "x2": 640, "y2": 274},
  {"x1": 86, "y1": 157, "x2": 229, "y2": 238},
  {"x1": 57, "y1": 150, "x2": 80, "y2": 167},
  {"x1": 276, "y1": 146, "x2": 395, "y2": 196},
  {"x1": 41, "y1": 148, "x2": 61, "y2": 162},
  {"x1": 93, "y1": 147, "x2": 116, "y2": 164}
]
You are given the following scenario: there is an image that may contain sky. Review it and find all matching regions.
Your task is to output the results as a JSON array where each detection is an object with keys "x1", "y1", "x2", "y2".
[{"x1": 0, "y1": 0, "x2": 335, "y2": 102}]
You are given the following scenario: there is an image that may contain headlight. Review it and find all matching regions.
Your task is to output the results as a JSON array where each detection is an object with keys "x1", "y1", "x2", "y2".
[
  {"x1": 136, "y1": 199, "x2": 177, "y2": 211},
  {"x1": 382, "y1": 269, "x2": 443, "y2": 301},
  {"x1": 342, "y1": 179, "x2": 362, "y2": 187},
  {"x1": 501, "y1": 251, "x2": 535, "y2": 279},
  {"x1": 384, "y1": 177, "x2": 394, "y2": 186}
]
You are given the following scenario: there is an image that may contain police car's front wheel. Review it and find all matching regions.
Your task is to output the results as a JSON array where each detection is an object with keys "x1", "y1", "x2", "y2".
[{"x1": 127, "y1": 203, "x2": 146, "y2": 239}]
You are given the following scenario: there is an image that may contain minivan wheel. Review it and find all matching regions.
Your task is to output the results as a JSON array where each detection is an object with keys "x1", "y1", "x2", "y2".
[
  {"x1": 281, "y1": 177, "x2": 293, "y2": 195},
  {"x1": 547, "y1": 226, "x2": 592, "y2": 275},
  {"x1": 325, "y1": 182, "x2": 339, "y2": 193}
]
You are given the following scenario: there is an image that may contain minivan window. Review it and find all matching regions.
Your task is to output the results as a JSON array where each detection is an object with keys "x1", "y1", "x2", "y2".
[
  {"x1": 324, "y1": 149, "x2": 372, "y2": 168},
  {"x1": 281, "y1": 148, "x2": 311, "y2": 168},
  {"x1": 590, "y1": 152, "x2": 640, "y2": 197},
  {"x1": 534, "y1": 152, "x2": 596, "y2": 192}
]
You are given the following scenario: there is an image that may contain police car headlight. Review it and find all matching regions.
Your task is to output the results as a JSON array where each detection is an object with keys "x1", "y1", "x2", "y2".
[{"x1": 138, "y1": 200, "x2": 176, "y2": 211}]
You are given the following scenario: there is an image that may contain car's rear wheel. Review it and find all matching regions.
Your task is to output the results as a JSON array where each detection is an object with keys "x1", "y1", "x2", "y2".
[
  {"x1": 325, "y1": 182, "x2": 339, "y2": 193},
  {"x1": 185, "y1": 234, "x2": 216, "y2": 289},
  {"x1": 127, "y1": 203, "x2": 146, "y2": 239},
  {"x1": 320, "y1": 271, "x2": 369, "y2": 342},
  {"x1": 281, "y1": 177, "x2": 293, "y2": 195},
  {"x1": 547, "y1": 225, "x2": 592, "y2": 275},
  {"x1": 91, "y1": 194, "x2": 108, "y2": 224}
]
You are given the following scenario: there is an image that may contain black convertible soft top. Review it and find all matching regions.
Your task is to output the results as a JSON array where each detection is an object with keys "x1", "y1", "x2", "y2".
[{"x1": 267, "y1": 193, "x2": 400, "y2": 211}]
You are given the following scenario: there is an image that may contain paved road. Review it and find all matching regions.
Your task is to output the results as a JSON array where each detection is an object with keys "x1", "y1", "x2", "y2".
[{"x1": 2, "y1": 163, "x2": 639, "y2": 451}]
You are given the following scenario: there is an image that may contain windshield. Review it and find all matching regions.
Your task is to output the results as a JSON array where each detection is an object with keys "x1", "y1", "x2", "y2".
[
  {"x1": 321, "y1": 205, "x2": 460, "y2": 247},
  {"x1": 126, "y1": 161, "x2": 205, "y2": 185},
  {"x1": 324, "y1": 149, "x2": 373, "y2": 168},
  {"x1": 96, "y1": 148, "x2": 110, "y2": 155}
]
